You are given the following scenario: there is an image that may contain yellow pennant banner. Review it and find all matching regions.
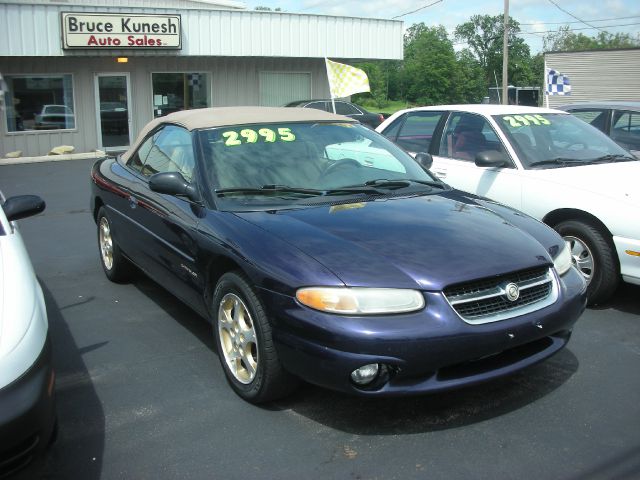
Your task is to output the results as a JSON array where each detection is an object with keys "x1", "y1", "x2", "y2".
[{"x1": 325, "y1": 58, "x2": 370, "y2": 98}]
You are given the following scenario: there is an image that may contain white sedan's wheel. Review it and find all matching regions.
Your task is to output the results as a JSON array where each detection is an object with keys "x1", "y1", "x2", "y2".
[
  {"x1": 554, "y1": 219, "x2": 618, "y2": 305},
  {"x1": 564, "y1": 235, "x2": 594, "y2": 283},
  {"x1": 218, "y1": 293, "x2": 259, "y2": 384}
]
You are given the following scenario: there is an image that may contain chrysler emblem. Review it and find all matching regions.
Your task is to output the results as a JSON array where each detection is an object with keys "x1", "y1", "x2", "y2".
[{"x1": 505, "y1": 283, "x2": 520, "y2": 302}]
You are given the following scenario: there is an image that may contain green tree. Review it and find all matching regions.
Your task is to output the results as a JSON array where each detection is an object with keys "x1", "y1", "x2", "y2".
[
  {"x1": 351, "y1": 62, "x2": 389, "y2": 108},
  {"x1": 454, "y1": 15, "x2": 534, "y2": 88},
  {"x1": 401, "y1": 24, "x2": 458, "y2": 105},
  {"x1": 543, "y1": 26, "x2": 640, "y2": 51},
  {"x1": 452, "y1": 49, "x2": 486, "y2": 103}
]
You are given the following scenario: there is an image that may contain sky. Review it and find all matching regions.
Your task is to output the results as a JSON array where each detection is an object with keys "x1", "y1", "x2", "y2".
[{"x1": 245, "y1": 0, "x2": 640, "y2": 53}]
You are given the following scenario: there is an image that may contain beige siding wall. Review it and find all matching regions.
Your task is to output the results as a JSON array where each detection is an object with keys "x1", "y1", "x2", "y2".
[
  {"x1": 0, "y1": 3, "x2": 403, "y2": 60},
  {"x1": 545, "y1": 49, "x2": 640, "y2": 108},
  {"x1": 0, "y1": 56, "x2": 329, "y2": 157}
]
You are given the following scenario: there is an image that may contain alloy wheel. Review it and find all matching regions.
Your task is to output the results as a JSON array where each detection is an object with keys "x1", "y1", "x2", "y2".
[
  {"x1": 218, "y1": 293, "x2": 259, "y2": 384},
  {"x1": 99, "y1": 217, "x2": 114, "y2": 270}
]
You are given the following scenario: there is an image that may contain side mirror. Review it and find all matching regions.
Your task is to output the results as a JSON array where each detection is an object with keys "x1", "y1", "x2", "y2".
[
  {"x1": 475, "y1": 150, "x2": 509, "y2": 168},
  {"x1": 415, "y1": 152, "x2": 433, "y2": 170},
  {"x1": 3, "y1": 195, "x2": 46, "y2": 222},
  {"x1": 149, "y1": 172, "x2": 200, "y2": 203}
]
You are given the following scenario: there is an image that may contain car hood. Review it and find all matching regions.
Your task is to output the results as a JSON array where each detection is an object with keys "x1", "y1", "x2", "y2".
[
  {"x1": 235, "y1": 192, "x2": 555, "y2": 291},
  {"x1": 524, "y1": 161, "x2": 640, "y2": 205}
]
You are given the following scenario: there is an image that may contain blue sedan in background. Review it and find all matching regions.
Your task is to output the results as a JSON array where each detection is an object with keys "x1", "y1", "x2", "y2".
[{"x1": 90, "y1": 107, "x2": 587, "y2": 404}]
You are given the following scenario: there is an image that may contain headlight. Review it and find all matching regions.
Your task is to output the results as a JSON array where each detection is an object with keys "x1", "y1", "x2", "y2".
[
  {"x1": 296, "y1": 287, "x2": 425, "y2": 315},
  {"x1": 553, "y1": 241, "x2": 573, "y2": 276}
]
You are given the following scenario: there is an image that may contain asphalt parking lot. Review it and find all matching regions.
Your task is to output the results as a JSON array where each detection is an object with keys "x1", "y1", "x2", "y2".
[{"x1": 2, "y1": 158, "x2": 640, "y2": 480}]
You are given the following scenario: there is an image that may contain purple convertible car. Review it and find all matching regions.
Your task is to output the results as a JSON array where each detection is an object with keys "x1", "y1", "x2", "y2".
[{"x1": 90, "y1": 107, "x2": 586, "y2": 404}]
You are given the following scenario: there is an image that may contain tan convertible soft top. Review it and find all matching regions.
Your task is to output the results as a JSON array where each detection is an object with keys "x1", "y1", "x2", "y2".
[{"x1": 121, "y1": 106, "x2": 355, "y2": 162}]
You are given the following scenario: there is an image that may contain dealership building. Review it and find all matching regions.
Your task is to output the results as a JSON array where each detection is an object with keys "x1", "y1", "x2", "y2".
[{"x1": 0, "y1": 0, "x2": 402, "y2": 157}]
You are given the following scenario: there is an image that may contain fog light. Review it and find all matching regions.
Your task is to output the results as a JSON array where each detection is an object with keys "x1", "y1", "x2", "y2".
[{"x1": 350, "y1": 363, "x2": 380, "y2": 385}]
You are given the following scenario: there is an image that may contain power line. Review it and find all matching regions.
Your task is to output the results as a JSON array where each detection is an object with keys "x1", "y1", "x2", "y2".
[
  {"x1": 392, "y1": 0, "x2": 443, "y2": 20},
  {"x1": 520, "y1": 15, "x2": 640, "y2": 26},
  {"x1": 520, "y1": 21, "x2": 640, "y2": 36},
  {"x1": 546, "y1": 0, "x2": 605, "y2": 32}
]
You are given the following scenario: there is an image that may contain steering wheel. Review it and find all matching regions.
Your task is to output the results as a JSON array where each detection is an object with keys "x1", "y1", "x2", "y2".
[
  {"x1": 564, "y1": 141, "x2": 587, "y2": 151},
  {"x1": 322, "y1": 158, "x2": 363, "y2": 176}
]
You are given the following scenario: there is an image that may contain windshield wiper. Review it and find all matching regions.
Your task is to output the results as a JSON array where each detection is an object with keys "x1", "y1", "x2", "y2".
[
  {"x1": 215, "y1": 184, "x2": 384, "y2": 198},
  {"x1": 589, "y1": 154, "x2": 637, "y2": 163},
  {"x1": 215, "y1": 185, "x2": 325, "y2": 197},
  {"x1": 358, "y1": 178, "x2": 446, "y2": 189},
  {"x1": 528, "y1": 158, "x2": 587, "y2": 169}
]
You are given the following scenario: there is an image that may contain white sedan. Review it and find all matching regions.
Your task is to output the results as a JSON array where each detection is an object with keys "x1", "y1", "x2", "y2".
[
  {"x1": 377, "y1": 105, "x2": 640, "y2": 305},
  {"x1": 0, "y1": 191, "x2": 56, "y2": 475}
]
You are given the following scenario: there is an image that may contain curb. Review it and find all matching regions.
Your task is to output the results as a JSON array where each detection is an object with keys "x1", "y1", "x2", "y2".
[{"x1": 1, "y1": 151, "x2": 108, "y2": 166}]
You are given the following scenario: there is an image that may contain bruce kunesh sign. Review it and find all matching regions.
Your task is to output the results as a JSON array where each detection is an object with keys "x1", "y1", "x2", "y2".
[{"x1": 61, "y1": 13, "x2": 182, "y2": 49}]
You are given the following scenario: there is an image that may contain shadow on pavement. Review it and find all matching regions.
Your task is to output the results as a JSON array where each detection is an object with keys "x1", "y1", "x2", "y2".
[
  {"x1": 39, "y1": 281, "x2": 105, "y2": 480},
  {"x1": 591, "y1": 283, "x2": 640, "y2": 315},
  {"x1": 132, "y1": 276, "x2": 215, "y2": 353},
  {"x1": 128, "y1": 273, "x2": 581, "y2": 437},
  {"x1": 267, "y1": 349, "x2": 579, "y2": 435}
]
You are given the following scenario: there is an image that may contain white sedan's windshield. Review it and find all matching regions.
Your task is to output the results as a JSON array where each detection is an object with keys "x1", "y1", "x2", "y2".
[{"x1": 494, "y1": 113, "x2": 635, "y2": 169}]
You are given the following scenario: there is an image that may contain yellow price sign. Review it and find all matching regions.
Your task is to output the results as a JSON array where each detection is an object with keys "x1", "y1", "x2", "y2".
[
  {"x1": 222, "y1": 127, "x2": 296, "y2": 146},
  {"x1": 503, "y1": 114, "x2": 551, "y2": 128}
]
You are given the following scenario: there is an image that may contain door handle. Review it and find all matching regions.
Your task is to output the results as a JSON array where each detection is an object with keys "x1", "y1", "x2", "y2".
[
  {"x1": 128, "y1": 195, "x2": 138, "y2": 208},
  {"x1": 432, "y1": 169, "x2": 447, "y2": 178}
]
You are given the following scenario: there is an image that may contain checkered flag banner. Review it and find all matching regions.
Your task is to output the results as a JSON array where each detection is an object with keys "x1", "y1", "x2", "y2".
[
  {"x1": 188, "y1": 73, "x2": 201, "y2": 91},
  {"x1": 546, "y1": 69, "x2": 571, "y2": 96},
  {"x1": 325, "y1": 58, "x2": 370, "y2": 98}
]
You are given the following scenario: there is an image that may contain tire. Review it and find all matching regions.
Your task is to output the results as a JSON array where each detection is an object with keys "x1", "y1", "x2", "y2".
[
  {"x1": 212, "y1": 271, "x2": 298, "y2": 403},
  {"x1": 96, "y1": 207, "x2": 133, "y2": 283},
  {"x1": 554, "y1": 219, "x2": 619, "y2": 306}
]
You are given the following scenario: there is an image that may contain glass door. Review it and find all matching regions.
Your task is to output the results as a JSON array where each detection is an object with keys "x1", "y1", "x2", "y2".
[{"x1": 94, "y1": 73, "x2": 132, "y2": 150}]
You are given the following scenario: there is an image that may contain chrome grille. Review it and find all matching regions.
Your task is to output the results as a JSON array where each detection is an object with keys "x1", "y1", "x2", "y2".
[{"x1": 443, "y1": 267, "x2": 557, "y2": 324}]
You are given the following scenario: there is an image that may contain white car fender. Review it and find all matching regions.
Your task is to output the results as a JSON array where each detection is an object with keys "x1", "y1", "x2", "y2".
[{"x1": 0, "y1": 219, "x2": 48, "y2": 389}]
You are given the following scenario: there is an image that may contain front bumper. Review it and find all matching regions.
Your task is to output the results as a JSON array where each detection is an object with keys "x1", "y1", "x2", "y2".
[
  {"x1": 0, "y1": 336, "x2": 56, "y2": 478},
  {"x1": 264, "y1": 267, "x2": 587, "y2": 397},
  {"x1": 614, "y1": 235, "x2": 640, "y2": 286}
]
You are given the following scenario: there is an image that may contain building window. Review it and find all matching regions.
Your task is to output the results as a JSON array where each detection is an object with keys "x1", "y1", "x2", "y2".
[
  {"x1": 152, "y1": 73, "x2": 210, "y2": 118},
  {"x1": 4, "y1": 75, "x2": 75, "y2": 132}
]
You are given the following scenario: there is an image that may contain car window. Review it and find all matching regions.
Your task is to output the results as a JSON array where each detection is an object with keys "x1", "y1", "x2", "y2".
[
  {"x1": 325, "y1": 137, "x2": 407, "y2": 174},
  {"x1": 381, "y1": 116, "x2": 403, "y2": 141},
  {"x1": 336, "y1": 102, "x2": 360, "y2": 115},
  {"x1": 395, "y1": 111, "x2": 444, "y2": 153},
  {"x1": 127, "y1": 134, "x2": 154, "y2": 173},
  {"x1": 569, "y1": 109, "x2": 608, "y2": 133},
  {"x1": 611, "y1": 111, "x2": 640, "y2": 150},
  {"x1": 306, "y1": 101, "x2": 328, "y2": 112},
  {"x1": 439, "y1": 112, "x2": 508, "y2": 163},
  {"x1": 199, "y1": 122, "x2": 436, "y2": 204},
  {"x1": 141, "y1": 125, "x2": 196, "y2": 181}
]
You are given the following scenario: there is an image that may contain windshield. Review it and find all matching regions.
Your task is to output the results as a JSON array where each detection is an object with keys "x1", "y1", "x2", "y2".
[
  {"x1": 198, "y1": 122, "x2": 439, "y2": 209},
  {"x1": 494, "y1": 113, "x2": 635, "y2": 169},
  {"x1": 45, "y1": 105, "x2": 70, "y2": 114}
]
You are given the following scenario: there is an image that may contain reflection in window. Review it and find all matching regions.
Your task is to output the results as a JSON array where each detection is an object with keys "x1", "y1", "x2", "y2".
[
  {"x1": 4, "y1": 75, "x2": 75, "y2": 132},
  {"x1": 152, "y1": 73, "x2": 210, "y2": 118}
]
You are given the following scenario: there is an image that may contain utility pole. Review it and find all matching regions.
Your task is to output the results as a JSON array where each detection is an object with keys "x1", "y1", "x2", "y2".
[{"x1": 502, "y1": 0, "x2": 509, "y2": 105}]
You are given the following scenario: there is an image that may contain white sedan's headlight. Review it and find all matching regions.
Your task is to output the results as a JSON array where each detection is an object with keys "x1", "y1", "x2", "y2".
[
  {"x1": 296, "y1": 287, "x2": 425, "y2": 315},
  {"x1": 553, "y1": 241, "x2": 573, "y2": 276}
]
